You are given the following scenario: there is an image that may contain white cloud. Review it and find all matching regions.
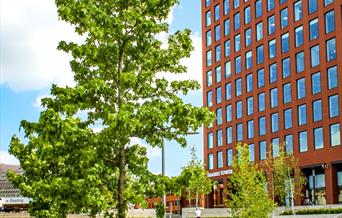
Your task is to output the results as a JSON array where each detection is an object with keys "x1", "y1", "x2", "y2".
[
  {"x1": 0, "y1": 150, "x2": 19, "y2": 165},
  {"x1": 32, "y1": 94, "x2": 51, "y2": 110},
  {"x1": 130, "y1": 137, "x2": 161, "y2": 159}
]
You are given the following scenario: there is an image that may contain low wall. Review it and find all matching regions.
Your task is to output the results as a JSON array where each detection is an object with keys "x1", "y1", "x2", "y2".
[{"x1": 181, "y1": 208, "x2": 231, "y2": 218}]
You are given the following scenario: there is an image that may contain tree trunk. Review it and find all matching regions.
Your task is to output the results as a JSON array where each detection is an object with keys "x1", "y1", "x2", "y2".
[
  {"x1": 195, "y1": 193, "x2": 199, "y2": 208},
  {"x1": 117, "y1": 145, "x2": 126, "y2": 218}
]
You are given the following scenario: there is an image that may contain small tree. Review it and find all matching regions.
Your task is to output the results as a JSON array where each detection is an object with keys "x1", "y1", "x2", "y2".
[{"x1": 227, "y1": 143, "x2": 275, "y2": 218}]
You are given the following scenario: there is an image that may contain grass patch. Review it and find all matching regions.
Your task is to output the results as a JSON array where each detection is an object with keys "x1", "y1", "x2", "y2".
[{"x1": 280, "y1": 208, "x2": 342, "y2": 215}]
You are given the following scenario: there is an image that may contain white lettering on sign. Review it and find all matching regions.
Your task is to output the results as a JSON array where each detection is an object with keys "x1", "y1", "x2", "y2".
[
  {"x1": 207, "y1": 169, "x2": 232, "y2": 178},
  {"x1": 3, "y1": 198, "x2": 30, "y2": 205}
]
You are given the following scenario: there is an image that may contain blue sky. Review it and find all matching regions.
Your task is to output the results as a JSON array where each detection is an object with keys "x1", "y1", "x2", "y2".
[{"x1": 0, "y1": 0, "x2": 203, "y2": 176}]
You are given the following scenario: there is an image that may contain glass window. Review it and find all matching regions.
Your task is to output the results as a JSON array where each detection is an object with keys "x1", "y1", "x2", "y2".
[
  {"x1": 255, "y1": 0, "x2": 262, "y2": 18},
  {"x1": 245, "y1": 28, "x2": 252, "y2": 47},
  {"x1": 260, "y1": 141, "x2": 267, "y2": 160},
  {"x1": 295, "y1": 26, "x2": 304, "y2": 47},
  {"x1": 225, "y1": 61, "x2": 231, "y2": 78},
  {"x1": 327, "y1": 66, "x2": 338, "y2": 89},
  {"x1": 236, "y1": 100, "x2": 242, "y2": 119},
  {"x1": 216, "y1": 108, "x2": 222, "y2": 125},
  {"x1": 296, "y1": 51, "x2": 305, "y2": 73},
  {"x1": 338, "y1": 171, "x2": 342, "y2": 187},
  {"x1": 226, "y1": 105, "x2": 232, "y2": 122},
  {"x1": 283, "y1": 83, "x2": 291, "y2": 104},
  {"x1": 226, "y1": 83, "x2": 232, "y2": 100},
  {"x1": 271, "y1": 112, "x2": 279, "y2": 132},
  {"x1": 281, "y1": 32, "x2": 290, "y2": 53},
  {"x1": 267, "y1": 0, "x2": 275, "y2": 11},
  {"x1": 248, "y1": 120, "x2": 254, "y2": 139},
  {"x1": 205, "y1": 0, "x2": 211, "y2": 8},
  {"x1": 217, "y1": 129, "x2": 223, "y2": 146},
  {"x1": 325, "y1": 10, "x2": 335, "y2": 34},
  {"x1": 329, "y1": 95, "x2": 340, "y2": 118},
  {"x1": 282, "y1": 58, "x2": 291, "y2": 78},
  {"x1": 247, "y1": 97, "x2": 254, "y2": 115},
  {"x1": 294, "y1": 1, "x2": 303, "y2": 21},
  {"x1": 268, "y1": 15, "x2": 276, "y2": 35},
  {"x1": 208, "y1": 153, "x2": 214, "y2": 170},
  {"x1": 270, "y1": 88, "x2": 278, "y2": 108},
  {"x1": 258, "y1": 92, "x2": 265, "y2": 111},
  {"x1": 310, "y1": 45, "x2": 320, "y2": 67},
  {"x1": 297, "y1": 78, "x2": 306, "y2": 99},
  {"x1": 227, "y1": 149, "x2": 233, "y2": 166},
  {"x1": 224, "y1": 19, "x2": 230, "y2": 36},
  {"x1": 269, "y1": 63, "x2": 277, "y2": 83},
  {"x1": 284, "y1": 108, "x2": 292, "y2": 129},
  {"x1": 215, "y1": 45, "x2": 221, "y2": 62},
  {"x1": 326, "y1": 38, "x2": 336, "y2": 62},
  {"x1": 249, "y1": 144, "x2": 255, "y2": 162},
  {"x1": 313, "y1": 99, "x2": 322, "y2": 122},
  {"x1": 299, "y1": 131, "x2": 308, "y2": 152},
  {"x1": 206, "y1": 30, "x2": 212, "y2": 46},
  {"x1": 235, "y1": 56, "x2": 241, "y2": 74},
  {"x1": 309, "y1": 19, "x2": 319, "y2": 41},
  {"x1": 314, "y1": 127, "x2": 324, "y2": 149},
  {"x1": 285, "y1": 134, "x2": 293, "y2": 154},
  {"x1": 234, "y1": 34, "x2": 241, "y2": 52},
  {"x1": 234, "y1": 0, "x2": 239, "y2": 8},
  {"x1": 225, "y1": 40, "x2": 231, "y2": 57},
  {"x1": 308, "y1": 0, "x2": 318, "y2": 14},
  {"x1": 257, "y1": 45, "x2": 264, "y2": 65},
  {"x1": 207, "y1": 91, "x2": 212, "y2": 107},
  {"x1": 272, "y1": 137, "x2": 280, "y2": 157},
  {"x1": 325, "y1": 0, "x2": 333, "y2": 6},
  {"x1": 330, "y1": 123, "x2": 341, "y2": 146},
  {"x1": 257, "y1": 68, "x2": 264, "y2": 88},
  {"x1": 236, "y1": 78, "x2": 242, "y2": 96},
  {"x1": 245, "y1": 6, "x2": 251, "y2": 24},
  {"x1": 206, "y1": 11, "x2": 211, "y2": 26},
  {"x1": 234, "y1": 12, "x2": 240, "y2": 30},
  {"x1": 311, "y1": 72, "x2": 321, "y2": 94},
  {"x1": 259, "y1": 116, "x2": 266, "y2": 136},
  {"x1": 208, "y1": 132, "x2": 213, "y2": 149},
  {"x1": 206, "y1": 50, "x2": 212, "y2": 66},
  {"x1": 216, "y1": 86, "x2": 222, "y2": 104},
  {"x1": 256, "y1": 22, "x2": 263, "y2": 41},
  {"x1": 237, "y1": 123, "x2": 243, "y2": 142},
  {"x1": 246, "y1": 74, "x2": 253, "y2": 93},
  {"x1": 215, "y1": 25, "x2": 220, "y2": 41},
  {"x1": 298, "y1": 104, "x2": 307, "y2": 125},
  {"x1": 280, "y1": 8, "x2": 289, "y2": 28},
  {"x1": 269, "y1": 39, "x2": 276, "y2": 59},
  {"x1": 280, "y1": 0, "x2": 288, "y2": 4},
  {"x1": 245, "y1": 51, "x2": 252, "y2": 69},
  {"x1": 215, "y1": 66, "x2": 221, "y2": 83},
  {"x1": 214, "y1": 4, "x2": 220, "y2": 21},
  {"x1": 217, "y1": 151, "x2": 223, "y2": 168},
  {"x1": 207, "y1": 71, "x2": 212, "y2": 87},
  {"x1": 224, "y1": 0, "x2": 230, "y2": 15},
  {"x1": 227, "y1": 126, "x2": 233, "y2": 144}
]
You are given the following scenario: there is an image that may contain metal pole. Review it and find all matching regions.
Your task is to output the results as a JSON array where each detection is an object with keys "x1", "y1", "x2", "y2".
[{"x1": 162, "y1": 143, "x2": 166, "y2": 217}]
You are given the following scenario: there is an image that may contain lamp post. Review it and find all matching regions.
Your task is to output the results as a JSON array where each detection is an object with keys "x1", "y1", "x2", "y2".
[{"x1": 162, "y1": 143, "x2": 166, "y2": 217}]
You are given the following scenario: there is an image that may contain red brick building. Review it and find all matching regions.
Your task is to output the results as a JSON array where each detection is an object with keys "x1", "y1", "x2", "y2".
[{"x1": 202, "y1": 0, "x2": 342, "y2": 207}]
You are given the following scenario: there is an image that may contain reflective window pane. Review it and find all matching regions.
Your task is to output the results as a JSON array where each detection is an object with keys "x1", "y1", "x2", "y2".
[
  {"x1": 245, "y1": 28, "x2": 252, "y2": 47},
  {"x1": 330, "y1": 123, "x2": 341, "y2": 146},
  {"x1": 208, "y1": 154, "x2": 214, "y2": 170},
  {"x1": 310, "y1": 45, "x2": 320, "y2": 67},
  {"x1": 207, "y1": 71, "x2": 212, "y2": 87},
  {"x1": 216, "y1": 108, "x2": 222, "y2": 125},
  {"x1": 217, "y1": 129, "x2": 223, "y2": 146},
  {"x1": 227, "y1": 126, "x2": 233, "y2": 144},
  {"x1": 314, "y1": 127, "x2": 324, "y2": 149},
  {"x1": 245, "y1": 51, "x2": 252, "y2": 69},
  {"x1": 284, "y1": 108, "x2": 292, "y2": 129},
  {"x1": 258, "y1": 92, "x2": 266, "y2": 111},
  {"x1": 234, "y1": 12, "x2": 240, "y2": 30},
  {"x1": 235, "y1": 56, "x2": 241, "y2": 74},
  {"x1": 308, "y1": 0, "x2": 318, "y2": 14},
  {"x1": 327, "y1": 66, "x2": 338, "y2": 89},
  {"x1": 270, "y1": 88, "x2": 278, "y2": 108},
  {"x1": 225, "y1": 40, "x2": 231, "y2": 57},
  {"x1": 255, "y1": 0, "x2": 262, "y2": 18},
  {"x1": 216, "y1": 87, "x2": 222, "y2": 104},
  {"x1": 248, "y1": 120, "x2": 254, "y2": 139},
  {"x1": 313, "y1": 99, "x2": 322, "y2": 122},
  {"x1": 207, "y1": 91, "x2": 212, "y2": 107},
  {"x1": 215, "y1": 66, "x2": 221, "y2": 83},
  {"x1": 225, "y1": 61, "x2": 231, "y2": 78},
  {"x1": 236, "y1": 78, "x2": 242, "y2": 96},
  {"x1": 282, "y1": 58, "x2": 291, "y2": 78},
  {"x1": 226, "y1": 104, "x2": 232, "y2": 122},
  {"x1": 299, "y1": 131, "x2": 308, "y2": 152},
  {"x1": 214, "y1": 4, "x2": 220, "y2": 21},
  {"x1": 245, "y1": 6, "x2": 251, "y2": 24},
  {"x1": 269, "y1": 39, "x2": 277, "y2": 59},
  {"x1": 260, "y1": 141, "x2": 267, "y2": 160},
  {"x1": 236, "y1": 100, "x2": 242, "y2": 119},
  {"x1": 256, "y1": 22, "x2": 263, "y2": 41},
  {"x1": 294, "y1": 1, "x2": 303, "y2": 21},
  {"x1": 208, "y1": 132, "x2": 213, "y2": 149},
  {"x1": 224, "y1": 19, "x2": 230, "y2": 36},
  {"x1": 285, "y1": 134, "x2": 293, "y2": 154},
  {"x1": 296, "y1": 51, "x2": 305, "y2": 73},
  {"x1": 268, "y1": 15, "x2": 276, "y2": 35},
  {"x1": 281, "y1": 32, "x2": 290, "y2": 53},
  {"x1": 281, "y1": 8, "x2": 289, "y2": 28},
  {"x1": 258, "y1": 69, "x2": 265, "y2": 88},
  {"x1": 309, "y1": 19, "x2": 319, "y2": 41},
  {"x1": 227, "y1": 149, "x2": 233, "y2": 166},
  {"x1": 259, "y1": 116, "x2": 266, "y2": 136},
  {"x1": 298, "y1": 104, "x2": 307, "y2": 125},
  {"x1": 329, "y1": 95, "x2": 340, "y2": 118},
  {"x1": 269, "y1": 63, "x2": 277, "y2": 83},
  {"x1": 325, "y1": 10, "x2": 335, "y2": 33},
  {"x1": 237, "y1": 123, "x2": 243, "y2": 141},
  {"x1": 271, "y1": 112, "x2": 279, "y2": 132},
  {"x1": 326, "y1": 38, "x2": 336, "y2": 62},
  {"x1": 297, "y1": 78, "x2": 306, "y2": 99},
  {"x1": 217, "y1": 151, "x2": 223, "y2": 168},
  {"x1": 295, "y1": 26, "x2": 304, "y2": 47},
  {"x1": 206, "y1": 11, "x2": 211, "y2": 26},
  {"x1": 257, "y1": 45, "x2": 264, "y2": 65},
  {"x1": 272, "y1": 137, "x2": 280, "y2": 157},
  {"x1": 246, "y1": 74, "x2": 253, "y2": 93},
  {"x1": 283, "y1": 83, "x2": 291, "y2": 104},
  {"x1": 247, "y1": 97, "x2": 254, "y2": 115},
  {"x1": 311, "y1": 72, "x2": 321, "y2": 94},
  {"x1": 226, "y1": 83, "x2": 232, "y2": 100}
]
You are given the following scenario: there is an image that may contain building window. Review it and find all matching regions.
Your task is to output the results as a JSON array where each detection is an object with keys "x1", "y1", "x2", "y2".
[
  {"x1": 285, "y1": 134, "x2": 293, "y2": 154},
  {"x1": 245, "y1": 6, "x2": 251, "y2": 24},
  {"x1": 227, "y1": 149, "x2": 233, "y2": 166},
  {"x1": 214, "y1": 4, "x2": 220, "y2": 21},
  {"x1": 224, "y1": 40, "x2": 231, "y2": 57},
  {"x1": 225, "y1": 61, "x2": 231, "y2": 78},
  {"x1": 313, "y1": 99, "x2": 322, "y2": 122},
  {"x1": 216, "y1": 108, "x2": 222, "y2": 125},
  {"x1": 299, "y1": 131, "x2": 308, "y2": 152},
  {"x1": 269, "y1": 63, "x2": 277, "y2": 83},
  {"x1": 310, "y1": 45, "x2": 320, "y2": 67},
  {"x1": 245, "y1": 51, "x2": 252, "y2": 69},
  {"x1": 249, "y1": 144, "x2": 255, "y2": 162},
  {"x1": 260, "y1": 141, "x2": 266, "y2": 160},
  {"x1": 272, "y1": 137, "x2": 280, "y2": 157},
  {"x1": 215, "y1": 25, "x2": 220, "y2": 41},
  {"x1": 206, "y1": 50, "x2": 212, "y2": 66},
  {"x1": 248, "y1": 120, "x2": 254, "y2": 139},
  {"x1": 234, "y1": 34, "x2": 241, "y2": 52},
  {"x1": 326, "y1": 38, "x2": 336, "y2": 62},
  {"x1": 280, "y1": 8, "x2": 289, "y2": 28},
  {"x1": 234, "y1": 0, "x2": 239, "y2": 9},
  {"x1": 270, "y1": 88, "x2": 278, "y2": 108},
  {"x1": 325, "y1": 10, "x2": 335, "y2": 34},
  {"x1": 327, "y1": 66, "x2": 338, "y2": 89},
  {"x1": 311, "y1": 72, "x2": 321, "y2": 94},
  {"x1": 259, "y1": 116, "x2": 266, "y2": 136},
  {"x1": 207, "y1": 71, "x2": 212, "y2": 87},
  {"x1": 295, "y1": 26, "x2": 304, "y2": 47},
  {"x1": 217, "y1": 151, "x2": 223, "y2": 168},
  {"x1": 257, "y1": 45, "x2": 264, "y2": 65},
  {"x1": 281, "y1": 32, "x2": 290, "y2": 53},
  {"x1": 256, "y1": 22, "x2": 263, "y2": 41},
  {"x1": 207, "y1": 91, "x2": 212, "y2": 107},
  {"x1": 224, "y1": 19, "x2": 230, "y2": 36},
  {"x1": 247, "y1": 97, "x2": 254, "y2": 115},
  {"x1": 298, "y1": 104, "x2": 307, "y2": 125},
  {"x1": 215, "y1": 66, "x2": 221, "y2": 83},
  {"x1": 294, "y1": 1, "x2": 303, "y2": 22},
  {"x1": 329, "y1": 95, "x2": 340, "y2": 118},
  {"x1": 208, "y1": 132, "x2": 213, "y2": 149},
  {"x1": 226, "y1": 105, "x2": 232, "y2": 122},
  {"x1": 308, "y1": 0, "x2": 318, "y2": 14},
  {"x1": 283, "y1": 83, "x2": 291, "y2": 104},
  {"x1": 257, "y1": 68, "x2": 264, "y2": 88},
  {"x1": 236, "y1": 100, "x2": 242, "y2": 119},
  {"x1": 216, "y1": 86, "x2": 222, "y2": 104},
  {"x1": 215, "y1": 45, "x2": 221, "y2": 62},
  {"x1": 269, "y1": 39, "x2": 276, "y2": 59},
  {"x1": 237, "y1": 123, "x2": 243, "y2": 142},
  {"x1": 205, "y1": 0, "x2": 210, "y2": 8},
  {"x1": 227, "y1": 126, "x2": 233, "y2": 144},
  {"x1": 325, "y1": 0, "x2": 333, "y2": 6},
  {"x1": 267, "y1": 0, "x2": 275, "y2": 11},
  {"x1": 309, "y1": 18, "x2": 319, "y2": 41},
  {"x1": 297, "y1": 78, "x2": 306, "y2": 99},
  {"x1": 246, "y1": 74, "x2": 253, "y2": 93},
  {"x1": 206, "y1": 30, "x2": 212, "y2": 47},
  {"x1": 224, "y1": 0, "x2": 229, "y2": 15},
  {"x1": 282, "y1": 58, "x2": 291, "y2": 78},
  {"x1": 314, "y1": 127, "x2": 324, "y2": 149},
  {"x1": 296, "y1": 51, "x2": 305, "y2": 73},
  {"x1": 217, "y1": 129, "x2": 223, "y2": 146},
  {"x1": 258, "y1": 92, "x2": 266, "y2": 111},
  {"x1": 235, "y1": 56, "x2": 241, "y2": 74},
  {"x1": 208, "y1": 153, "x2": 214, "y2": 170},
  {"x1": 234, "y1": 12, "x2": 240, "y2": 30},
  {"x1": 255, "y1": 0, "x2": 262, "y2": 18},
  {"x1": 206, "y1": 11, "x2": 211, "y2": 27},
  {"x1": 236, "y1": 78, "x2": 242, "y2": 96},
  {"x1": 271, "y1": 113, "x2": 279, "y2": 133},
  {"x1": 330, "y1": 123, "x2": 341, "y2": 146},
  {"x1": 268, "y1": 15, "x2": 276, "y2": 35},
  {"x1": 245, "y1": 28, "x2": 252, "y2": 47},
  {"x1": 226, "y1": 83, "x2": 232, "y2": 100},
  {"x1": 284, "y1": 108, "x2": 292, "y2": 130}
]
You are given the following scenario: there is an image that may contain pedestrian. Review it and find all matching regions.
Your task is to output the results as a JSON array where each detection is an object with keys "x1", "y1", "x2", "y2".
[{"x1": 195, "y1": 207, "x2": 202, "y2": 218}]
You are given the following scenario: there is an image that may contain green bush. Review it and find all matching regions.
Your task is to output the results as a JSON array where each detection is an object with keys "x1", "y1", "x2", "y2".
[
  {"x1": 155, "y1": 203, "x2": 165, "y2": 218},
  {"x1": 281, "y1": 208, "x2": 342, "y2": 215}
]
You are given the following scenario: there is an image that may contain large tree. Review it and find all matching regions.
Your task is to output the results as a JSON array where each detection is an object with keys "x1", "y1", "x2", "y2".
[{"x1": 8, "y1": 0, "x2": 214, "y2": 217}]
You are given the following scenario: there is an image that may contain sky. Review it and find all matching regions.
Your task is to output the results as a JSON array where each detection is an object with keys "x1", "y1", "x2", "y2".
[{"x1": 0, "y1": 0, "x2": 203, "y2": 176}]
